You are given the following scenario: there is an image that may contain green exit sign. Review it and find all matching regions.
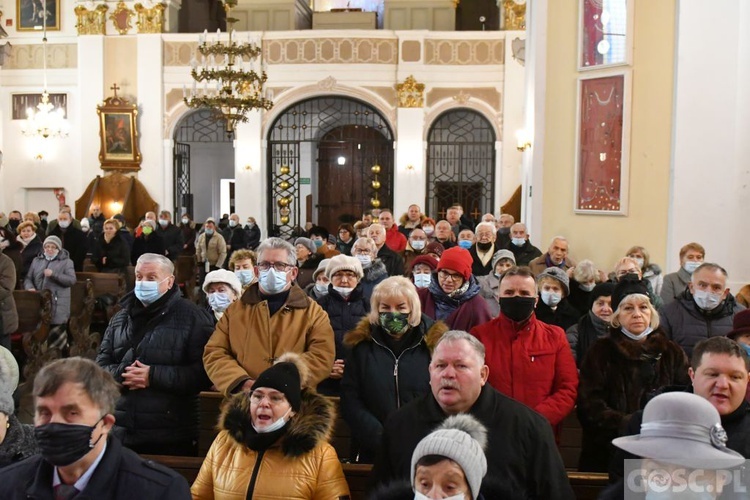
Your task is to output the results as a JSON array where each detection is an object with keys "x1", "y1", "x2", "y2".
[{"x1": 300, "y1": 177, "x2": 311, "y2": 185}]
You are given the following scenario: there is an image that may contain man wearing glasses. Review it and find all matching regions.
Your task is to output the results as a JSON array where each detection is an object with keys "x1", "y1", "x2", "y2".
[{"x1": 203, "y1": 237, "x2": 335, "y2": 397}]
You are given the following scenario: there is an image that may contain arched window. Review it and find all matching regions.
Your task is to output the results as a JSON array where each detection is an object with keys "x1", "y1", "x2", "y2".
[{"x1": 426, "y1": 109, "x2": 496, "y2": 223}]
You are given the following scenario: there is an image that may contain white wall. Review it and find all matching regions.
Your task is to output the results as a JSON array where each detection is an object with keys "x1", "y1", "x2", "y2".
[
  {"x1": 188, "y1": 143, "x2": 234, "y2": 222},
  {"x1": 669, "y1": 0, "x2": 750, "y2": 288}
]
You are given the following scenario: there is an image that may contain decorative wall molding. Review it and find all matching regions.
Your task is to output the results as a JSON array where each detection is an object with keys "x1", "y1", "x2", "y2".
[
  {"x1": 264, "y1": 37, "x2": 398, "y2": 65},
  {"x1": 163, "y1": 41, "x2": 198, "y2": 66},
  {"x1": 427, "y1": 87, "x2": 501, "y2": 112},
  {"x1": 396, "y1": 75, "x2": 425, "y2": 108},
  {"x1": 424, "y1": 39, "x2": 504, "y2": 65},
  {"x1": 3, "y1": 44, "x2": 78, "y2": 70}
]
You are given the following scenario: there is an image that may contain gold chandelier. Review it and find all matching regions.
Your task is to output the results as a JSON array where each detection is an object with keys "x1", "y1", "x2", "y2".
[
  {"x1": 21, "y1": 0, "x2": 69, "y2": 140},
  {"x1": 183, "y1": 0, "x2": 273, "y2": 135}
]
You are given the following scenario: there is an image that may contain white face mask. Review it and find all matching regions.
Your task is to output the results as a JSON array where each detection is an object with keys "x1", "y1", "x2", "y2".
[
  {"x1": 414, "y1": 491, "x2": 465, "y2": 500},
  {"x1": 181, "y1": 218, "x2": 189, "y2": 224},
  {"x1": 683, "y1": 261, "x2": 702, "y2": 274},
  {"x1": 356, "y1": 255, "x2": 372, "y2": 268},
  {"x1": 413, "y1": 274, "x2": 431, "y2": 289},
  {"x1": 252, "y1": 407, "x2": 292, "y2": 434},
  {"x1": 621, "y1": 326, "x2": 653, "y2": 341},
  {"x1": 411, "y1": 240, "x2": 426, "y2": 250},
  {"x1": 511, "y1": 237, "x2": 526, "y2": 247},
  {"x1": 58, "y1": 220, "x2": 70, "y2": 229},
  {"x1": 579, "y1": 282, "x2": 596, "y2": 292},
  {"x1": 333, "y1": 286, "x2": 354, "y2": 297},
  {"x1": 633, "y1": 257, "x2": 645, "y2": 268},
  {"x1": 315, "y1": 283, "x2": 329, "y2": 295},
  {"x1": 422, "y1": 226, "x2": 434, "y2": 236},
  {"x1": 541, "y1": 290, "x2": 562, "y2": 307},
  {"x1": 693, "y1": 289, "x2": 723, "y2": 310}
]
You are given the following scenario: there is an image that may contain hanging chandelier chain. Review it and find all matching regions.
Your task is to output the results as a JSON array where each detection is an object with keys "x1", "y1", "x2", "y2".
[{"x1": 183, "y1": 0, "x2": 274, "y2": 135}]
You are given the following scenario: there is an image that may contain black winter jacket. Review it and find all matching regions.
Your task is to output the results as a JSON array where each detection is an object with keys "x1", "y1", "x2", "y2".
[
  {"x1": 505, "y1": 239, "x2": 542, "y2": 267},
  {"x1": 130, "y1": 233, "x2": 166, "y2": 265},
  {"x1": 93, "y1": 233, "x2": 131, "y2": 272},
  {"x1": 19, "y1": 236, "x2": 42, "y2": 281},
  {"x1": 49, "y1": 225, "x2": 87, "y2": 271},
  {"x1": 341, "y1": 316, "x2": 448, "y2": 463},
  {"x1": 535, "y1": 298, "x2": 581, "y2": 331},
  {"x1": 0, "y1": 436, "x2": 191, "y2": 499},
  {"x1": 377, "y1": 245, "x2": 404, "y2": 277},
  {"x1": 156, "y1": 223, "x2": 184, "y2": 260},
  {"x1": 371, "y1": 384, "x2": 575, "y2": 499},
  {"x1": 660, "y1": 288, "x2": 744, "y2": 358},
  {"x1": 96, "y1": 286, "x2": 214, "y2": 448}
]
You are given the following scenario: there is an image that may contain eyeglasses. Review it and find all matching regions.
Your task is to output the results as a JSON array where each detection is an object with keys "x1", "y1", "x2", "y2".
[
  {"x1": 249, "y1": 390, "x2": 288, "y2": 406},
  {"x1": 332, "y1": 271, "x2": 358, "y2": 280},
  {"x1": 257, "y1": 261, "x2": 294, "y2": 272},
  {"x1": 438, "y1": 270, "x2": 464, "y2": 282},
  {"x1": 352, "y1": 248, "x2": 371, "y2": 256}
]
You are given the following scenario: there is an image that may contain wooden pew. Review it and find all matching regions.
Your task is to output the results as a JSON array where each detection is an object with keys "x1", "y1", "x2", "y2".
[
  {"x1": 175, "y1": 256, "x2": 197, "y2": 301},
  {"x1": 75, "y1": 271, "x2": 126, "y2": 325},
  {"x1": 559, "y1": 410, "x2": 583, "y2": 470},
  {"x1": 11, "y1": 289, "x2": 58, "y2": 388},
  {"x1": 141, "y1": 454, "x2": 609, "y2": 500},
  {"x1": 67, "y1": 279, "x2": 100, "y2": 359}
]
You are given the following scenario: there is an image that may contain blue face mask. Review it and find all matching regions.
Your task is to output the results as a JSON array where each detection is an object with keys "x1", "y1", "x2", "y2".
[
  {"x1": 413, "y1": 273, "x2": 431, "y2": 289},
  {"x1": 205, "y1": 228, "x2": 214, "y2": 236},
  {"x1": 235, "y1": 269, "x2": 255, "y2": 286},
  {"x1": 742, "y1": 344, "x2": 750, "y2": 357},
  {"x1": 511, "y1": 237, "x2": 526, "y2": 247},
  {"x1": 134, "y1": 277, "x2": 170, "y2": 306},
  {"x1": 259, "y1": 268, "x2": 288, "y2": 294},
  {"x1": 207, "y1": 292, "x2": 233, "y2": 312},
  {"x1": 458, "y1": 240, "x2": 472, "y2": 250},
  {"x1": 313, "y1": 239, "x2": 323, "y2": 248}
]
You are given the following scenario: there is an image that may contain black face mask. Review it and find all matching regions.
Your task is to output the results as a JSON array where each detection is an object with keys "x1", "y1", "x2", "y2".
[
  {"x1": 477, "y1": 242, "x2": 493, "y2": 252},
  {"x1": 499, "y1": 296, "x2": 537, "y2": 322},
  {"x1": 8, "y1": 219, "x2": 20, "y2": 230},
  {"x1": 498, "y1": 227, "x2": 510, "y2": 235},
  {"x1": 34, "y1": 417, "x2": 104, "y2": 466}
]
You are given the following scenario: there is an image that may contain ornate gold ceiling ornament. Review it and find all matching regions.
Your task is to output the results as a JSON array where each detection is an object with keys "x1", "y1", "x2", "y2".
[
  {"x1": 503, "y1": 0, "x2": 527, "y2": 30},
  {"x1": 135, "y1": 3, "x2": 165, "y2": 34},
  {"x1": 110, "y1": 2, "x2": 135, "y2": 35}
]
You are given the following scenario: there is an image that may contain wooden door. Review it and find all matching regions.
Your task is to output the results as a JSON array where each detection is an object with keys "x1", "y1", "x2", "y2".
[
  {"x1": 317, "y1": 125, "x2": 392, "y2": 232},
  {"x1": 456, "y1": 0, "x2": 499, "y2": 31}
]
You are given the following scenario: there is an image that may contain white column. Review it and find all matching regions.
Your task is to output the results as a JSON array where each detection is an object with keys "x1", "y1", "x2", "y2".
[
  {"x1": 136, "y1": 34, "x2": 166, "y2": 209},
  {"x1": 162, "y1": 138, "x2": 175, "y2": 213},
  {"x1": 77, "y1": 35, "x2": 105, "y2": 192},
  {"x1": 501, "y1": 30, "x2": 527, "y2": 215},
  {"x1": 393, "y1": 106, "x2": 425, "y2": 216},
  {"x1": 525, "y1": 0, "x2": 547, "y2": 239},
  {"x1": 234, "y1": 112, "x2": 266, "y2": 238}
]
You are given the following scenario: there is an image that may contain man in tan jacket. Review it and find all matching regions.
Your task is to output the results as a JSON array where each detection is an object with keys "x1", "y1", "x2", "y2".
[{"x1": 203, "y1": 237, "x2": 335, "y2": 396}]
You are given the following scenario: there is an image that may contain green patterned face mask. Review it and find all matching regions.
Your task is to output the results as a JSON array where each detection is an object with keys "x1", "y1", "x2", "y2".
[{"x1": 379, "y1": 312, "x2": 410, "y2": 335}]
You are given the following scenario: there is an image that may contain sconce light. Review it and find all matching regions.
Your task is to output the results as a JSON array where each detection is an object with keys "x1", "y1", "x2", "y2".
[
  {"x1": 405, "y1": 164, "x2": 415, "y2": 171},
  {"x1": 110, "y1": 201, "x2": 123, "y2": 214},
  {"x1": 516, "y1": 129, "x2": 532, "y2": 152},
  {"x1": 244, "y1": 164, "x2": 253, "y2": 172},
  {"x1": 337, "y1": 156, "x2": 346, "y2": 166}
]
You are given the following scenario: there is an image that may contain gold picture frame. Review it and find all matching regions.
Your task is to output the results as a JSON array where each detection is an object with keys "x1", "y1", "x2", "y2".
[
  {"x1": 16, "y1": 0, "x2": 60, "y2": 31},
  {"x1": 97, "y1": 87, "x2": 142, "y2": 171}
]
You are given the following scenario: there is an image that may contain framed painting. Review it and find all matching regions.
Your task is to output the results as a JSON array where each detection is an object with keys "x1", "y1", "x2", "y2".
[
  {"x1": 573, "y1": 70, "x2": 631, "y2": 215},
  {"x1": 97, "y1": 92, "x2": 142, "y2": 171},
  {"x1": 16, "y1": 0, "x2": 60, "y2": 31},
  {"x1": 578, "y1": 0, "x2": 633, "y2": 70}
]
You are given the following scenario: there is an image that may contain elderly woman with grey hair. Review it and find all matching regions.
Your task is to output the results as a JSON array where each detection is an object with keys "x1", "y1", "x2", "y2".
[
  {"x1": 351, "y1": 237, "x2": 388, "y2": 301},
  {"x1": 0, "y1": 347, "x2": 37, "y2": 468},
  {"x1": 567, "y1": 259, "x2": 600, "y2": 314}
]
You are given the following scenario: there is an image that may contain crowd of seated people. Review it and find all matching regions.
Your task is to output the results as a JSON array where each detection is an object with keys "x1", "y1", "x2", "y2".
[{"x1": 1, "y1": 202, "x2": 750, "y2": 499}]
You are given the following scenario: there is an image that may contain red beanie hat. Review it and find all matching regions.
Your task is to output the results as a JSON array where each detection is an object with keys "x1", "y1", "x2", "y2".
[{"x1": 437, "y1": 247, "x2": 473, "y2": 281}]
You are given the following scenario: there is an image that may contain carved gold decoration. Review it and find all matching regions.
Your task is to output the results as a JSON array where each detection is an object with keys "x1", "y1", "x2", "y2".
[
  {"x1": 134, "y1": 3, "x2": 165, "y2": 34},
  {"x1": 503, "y1": 0, "x2": 526, "y2": 30},
  {"x1": 74, "y1": 4, "x2": 109, "y2": 35},
  {"x1": 110, "y1": 2, "x2": 135, "y2": 35},
  {"x1": 396, "y1": 76, "x2": 425, "y2": 108}
]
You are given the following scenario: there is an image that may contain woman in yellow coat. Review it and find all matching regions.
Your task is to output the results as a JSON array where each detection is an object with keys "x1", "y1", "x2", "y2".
[{"x1": 191, "y1": 353, "x2": 350, "y2": 499}]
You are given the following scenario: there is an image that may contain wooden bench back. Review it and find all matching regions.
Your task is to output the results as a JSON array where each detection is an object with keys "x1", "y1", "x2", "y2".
[
  {"x1": 75, "y1": 272, "x2": 126, "y2": 324},
  {"x1": 67, "y1": 280, "x2": 100, "y2": 359},
  {"x1": 141, "y1": 454, "x2": 608, "y2": 500},
  {"x1": 11, "y1": 289, "x2": 59, "y2": 386},
  {"x1": 174, "y1": 256, "x2": 197, "y2": 301}
]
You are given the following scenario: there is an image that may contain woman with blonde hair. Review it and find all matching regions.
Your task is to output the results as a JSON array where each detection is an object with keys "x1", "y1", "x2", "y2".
[
  {"x1": 341, "y1": 276, "x2": 448, "y2": 463},
  {"x1": 576, "y1": 276, "x2": 689, "y2": 472},
  {"x1": 228, "y1": 248, "x2": 257, "y2": 291},
  {"x1": 93, "y1": 218, "x2": 130, "y2": 276}
]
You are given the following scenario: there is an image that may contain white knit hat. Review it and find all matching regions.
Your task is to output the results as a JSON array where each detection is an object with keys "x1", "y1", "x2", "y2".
[
  {"x1": 325, "y1": 255, "x2": 364, "y2": 280},
  {"x1": 411, "y1": 414, "x2": 488, "y2": 500},
  {"x1": 202, "y1": 269, "x2": 243, "y2": 297}
]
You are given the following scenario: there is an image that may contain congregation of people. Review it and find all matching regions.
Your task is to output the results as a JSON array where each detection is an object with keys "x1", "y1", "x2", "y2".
[{"x1": 0, "y1": 202, "x2": 749, "y2": 499}]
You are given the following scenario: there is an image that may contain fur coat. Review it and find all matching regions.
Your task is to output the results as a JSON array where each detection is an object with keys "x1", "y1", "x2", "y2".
[{"x1": 576, "y1": 328, "x2": 689, "y2": 472}]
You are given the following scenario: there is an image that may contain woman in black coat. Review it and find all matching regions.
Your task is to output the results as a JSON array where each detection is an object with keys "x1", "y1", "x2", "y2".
[
  {"x1": 314, "y1": 255, "x2": 370, "y2": 396},
  {"x1": 340, "y1": 276, "x2": 448, "y2": 463},
  {"x1": 93, "y1": 219, "x2": 131, "y2": 275},
  {"x1": 130, "y1": 220, "x2": 165, "y2": 265},
  {"x1": 16, "y1": 221, "x2": 43, "y2": 283}
]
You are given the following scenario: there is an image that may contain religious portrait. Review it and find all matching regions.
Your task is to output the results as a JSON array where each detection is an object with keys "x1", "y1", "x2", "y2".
[
  {"x1": 16, "y1": 0, "x2": 60, "y2": 31},
  {"x1": 97, "y1": 91, "x2": 142, "y2": 171}
]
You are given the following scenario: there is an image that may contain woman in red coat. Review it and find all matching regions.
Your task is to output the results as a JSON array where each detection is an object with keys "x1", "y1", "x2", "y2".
[{"x1": 417, "y1": 247, "x2": 492, "y2": 332}]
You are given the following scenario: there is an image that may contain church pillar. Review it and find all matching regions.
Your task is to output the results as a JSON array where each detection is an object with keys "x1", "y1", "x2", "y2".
[
  {"x1": 234, "y1": 112, "x2": 267, "y2": 238},
  {"x1": 77, "y1": 35, "x2": 105, "y2": 193},
  {"x1": 393, "y1": 106, "x2": 426, "y2": 217},
  {"x1": 137, "y1": 35, "x2": 167, "y2": 210}
]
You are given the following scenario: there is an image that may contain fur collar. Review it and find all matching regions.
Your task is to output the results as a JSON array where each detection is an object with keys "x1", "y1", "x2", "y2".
[
  {"x1": 398, "y1": 213, "x2": 426, "y2": 227},
  {"x1": 608, "y1": 327, "x2": 671, "y2": 360},
  {"x1": 363, "y1": 259, "x2": 388, "y2": 282},
  {"x1": 219, "y1": 388, "x2": 335, "y2": 458},
  {"x1": 343, "y1": 315, "x2": 448, "y2": 350}
]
